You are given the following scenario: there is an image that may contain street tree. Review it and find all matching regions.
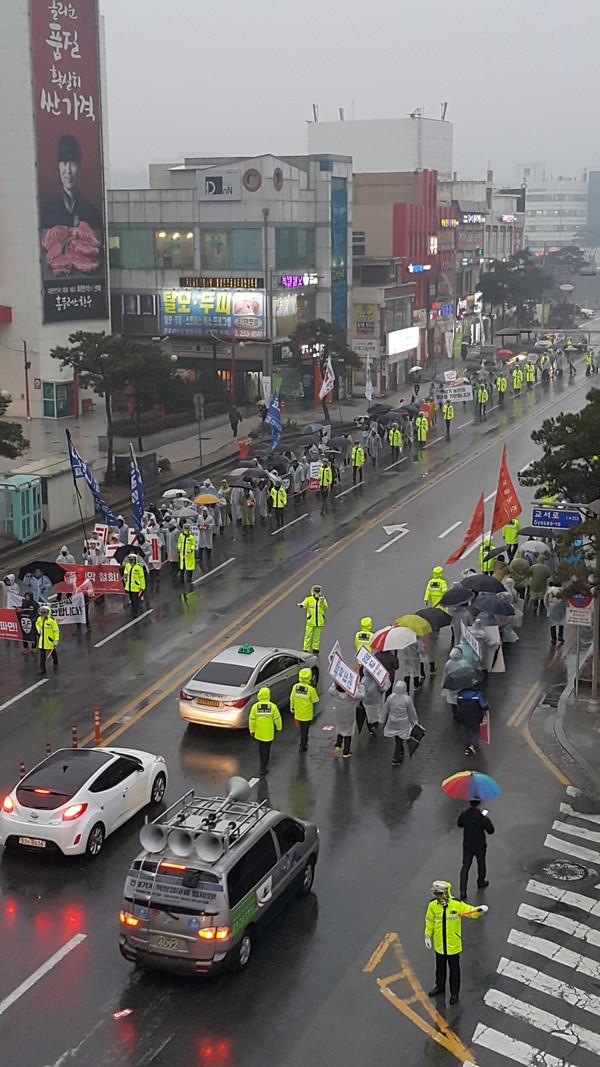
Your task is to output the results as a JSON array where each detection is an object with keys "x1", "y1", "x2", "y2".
[
  {"x1": 520, "y1": 387, "x2": 600, "y2": 596},
  {"x1": 0, "y1": 391, "x2": 29, "y2": 460},
  {"x1": 288, "y1": 319, "x2": 359, "y2": 420},
  {"x1": 51, "y1": 332, "x2": 177, "y2": 480}
]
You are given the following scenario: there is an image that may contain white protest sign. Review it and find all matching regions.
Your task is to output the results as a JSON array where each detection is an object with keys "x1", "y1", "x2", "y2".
[
  {"x1": 328, "y1": 652, "x2": 359, "y2": 698},
  {"x1": 94, "y1": 523, "x2": 109, "y2": 545},
  {"x1": 51, "y1": 593, "x2": 85, "y2": 626},
  {"x1": 146, "y1": 533, "x2": 161, "y2": 569},
  {"x1": 356, "y1": 645, "x2": 390, "y2": 687},
  {"x1": 461, "y1": 620, "x2": 482, "y2": 660},
  {"x1": 6, "y1": 588, "x2": 23, "y2": 610},
  {"x1": 444, "y1": 369, "x2": 458, "y2": 383},
  {"x1": 442, "y1": 384, "x2": 473, "y2": 402},
  {"x1": 327, "y1": 639, "x2": 342, "y2": 668}
]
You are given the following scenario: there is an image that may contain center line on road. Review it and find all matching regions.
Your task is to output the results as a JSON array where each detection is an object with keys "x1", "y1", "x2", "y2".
[
  {"x1": 94, "y1": 609, "x2": 154, "y2": 647},
  {"x1": 192, "y1": 557, "x2": 236, "y2": 582},
  {"x1": 439, "y1": 521, "x2": 462, "y2": 539},
  {"x1": 270, "y1": 514, "x2": 308, "y2": 535},
  {"x1": 383, "y1": 457, "x2": 408, "y2": 471},
  {"x1": 337, "y1": 483, "x2": 362, "y2": 497},
  {"x1": 484, "y1": 490, "x2": 497, "y2": 501},
  {"x1": 0, "y1": 933, "x2": 86, "y2": 1018},
  {"x1": 0, "y1": 678, "x2": 48, "y2": 714}
]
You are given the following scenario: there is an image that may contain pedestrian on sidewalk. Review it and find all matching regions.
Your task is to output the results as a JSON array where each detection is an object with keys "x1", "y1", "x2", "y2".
[
  {"x1": 36, "y1": 604, "x2": 60, "y2": 675},
  {"x1": 442, "y1": 401, "x2": 454, "y2": 439},
  {"x1": 366, "y1": 428, "x2": 382, "y2": 469},
  {"x1": 290, "y1": 667, "x2": 319, "y2": 752},
  {"x1": 248, "y1": 686, "x2": 282, "y2": 776},
  {"x1": 529, "y1": 558, "x2": 551, "y2": 614},
  {"x1": 379, "y1": 680, "x2": 419, "y2": 765},
  {"x1": 424, "y1": 880, "x2": 488, "y2": 1004},
  {"x1": 544, "y1": 582, "x2": 565, "y2": 644},
  {"x1": 456, "y1": 687, "x2": 488, "y2": 756},
  {"x1": 228, "y1": 404, "x2": 242, "y2": 437},
  {"x1": 457, "y1": 800, "x2": 494, "y2": 899}
]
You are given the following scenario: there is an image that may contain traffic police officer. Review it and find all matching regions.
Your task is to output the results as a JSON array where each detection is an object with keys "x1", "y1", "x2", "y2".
[
  {"x1": 36, "y1": 604, "x2": 60, "y2": 675},
  {"x1": 388, "y1": 422, "x2": 401, "y2": 462},
  {"x1": 351, "y1": 442, "x2": 365, "y2": 484},
  {"x1": 512, "y1": 365, "x2": 523, "y2": 395},
  {"x1": 123, "y1": 551, "x2": 147, "y2": 614},
  {"x1": 355, "y1": 617, "x2": 375, "y2": 651},
  {"x1": 442, "y1": 400, "x2": 454, "y2": 439},
  {"x1": 424, "y1": 566, "x2": 447, "y2": 608},
  {"x1": 524, "y1": 360, "x2": 536, "y2": 389},
  {"x1": 478, "y1": 536, "x2": 495, "y2": 573},
  {"x1": 415, "y1": 412, "x2": 428, "y2": 452},
  {"x1": 476, "y1": 383, "x2": 489, "y2": 422},
  {"x1": 299, "y1": 584, "x2": 328, "y2": 653},
  {"x1": 270, "y1": 482, "x2": 288, "y2": 528},
  {"x1": 177, "y1": 523, "x2": 196, "y2": 584},
  {"x1": 290, "y1": 667, "x2": 319, "y2": 752},
  {"x1": 424, "y1": 880, "x2": 488, "y2": 1004},
  {"x1": 318, "y1": 460, "x2": 333, "y2": 515},
  {"x1": 502, "y1": 517, "x2": 521, "y2": 561},
  {"x1": 495, "y1": 372, "x2": 507, "y2": 407},
  {"x1": 248, "y1": 686, "x2": 282, "y2": 775}
]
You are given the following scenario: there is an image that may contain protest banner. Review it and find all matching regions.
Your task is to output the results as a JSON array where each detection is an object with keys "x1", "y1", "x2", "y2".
[
  {"x1": 461, "y1": 620, "x2": 482, "y2": 660},
  {"x1": 51, "y1": 593, "x2": 85, "y2": 626},
  {"x1": 480, "y1": 708, "x2": 491, "y2": 745},
  {"x1": 0, "y1": 608, "x2": 21, "y2": 641},
  {"x1": 56, "y1": 564, "x2": 124, "y2": 596},
  {"x1": 308, "y1": 462, "x2": 320, "y2": 491},
  {"x1": 356, "y1": 645, "x2": 390, "y2": 687},
  {"x1": 328, "y1": 651, "x2": 359, "y2": 697}
]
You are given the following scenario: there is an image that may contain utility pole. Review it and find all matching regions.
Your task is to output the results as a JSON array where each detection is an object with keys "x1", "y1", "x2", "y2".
[
  {"x1": 193, "y1": 392, "x2": 204, "y2": 468},
  {"x1": 22, "y1": 340, "x2": 31, "y2": 420}
]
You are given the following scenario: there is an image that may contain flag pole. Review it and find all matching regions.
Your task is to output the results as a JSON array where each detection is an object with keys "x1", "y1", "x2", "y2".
[{"x1": 65, "y1": 429, "x2": 90, "y2": 549}]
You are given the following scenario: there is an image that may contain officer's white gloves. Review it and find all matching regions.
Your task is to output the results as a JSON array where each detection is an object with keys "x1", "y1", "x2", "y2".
[
  {"x1": 477, "y1": 905, "x2": 489, "y2": 914},
  {"x1": 424, "y1": 935, "x2": 432, "y2": 949}
]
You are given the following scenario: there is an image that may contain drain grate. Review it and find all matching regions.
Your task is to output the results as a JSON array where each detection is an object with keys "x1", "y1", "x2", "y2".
[
  {"x1": 540, "y1": 685, "x2": 563, "y2": 709},
  {"x1": 541, "y1": 860, "x2": 590, "y2": 882}
]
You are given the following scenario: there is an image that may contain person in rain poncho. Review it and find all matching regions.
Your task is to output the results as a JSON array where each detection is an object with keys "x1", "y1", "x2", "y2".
[
  {"x1": 508, "y1": 553, "x2": 531, "y2": 600},
  {"x1": 167, "y1": 522, "x2": 179, "y2": 574},
  {"x1": 447, "y1": 594, "x2": 475, "y2": 648},
  {"x1": 544, "y1": 583, "x2": 566, "y2": 645},
  {"x1": 290, "y1": 460, "x2": 304, "y2": 505},
  {"x1": 332, "y1": 687, "x2": 355, "y2": 758},
  {"x1": 116, "y1": 516, "x2": 129, "y2": 545},
  {"x1": 529, "y1": 558, "x2": 551, "y2": 614},
  {"x1": 196, "y1": 508, "x2": 215, "y2": 563},
  {"x1": 492, "y1": 554, "x2": 510, "y2": 583},
  {"x1": 255, "y1": 480, "x2": 270, "y2": 525},
  {"x1": 56, "y1": 545, "x2": 76, "y2": 565},
  {"x1": 241, "y1": 488, "x2": 256, "y2": 533},
  {"x1": 1, "y1": 574, "x2": 20, "y2": 609},
  {"x1": 23, "y1": 567, "x2": 52, "y2": 604},
  {"x1": 356, "y1": 669, "x2": 386, "y2": 736},
  {"x1": 230, "y1": 484, "x2": 245, "y2": 524},
  {"x1": 219, "y1": 480, "x2": 232, "y2": 527},
  {"x1": 379, "y1": 680, "x2": 420, "y2": 765},
  {"x1": 441, "y1": 647, "x2": 464, "y2": 718},
  {"x1": 366, "y1": 427, "x2": 382, "y2": 468},
  {"x1": 397, "y1": 636, "x2": 423, "y2": 694}
]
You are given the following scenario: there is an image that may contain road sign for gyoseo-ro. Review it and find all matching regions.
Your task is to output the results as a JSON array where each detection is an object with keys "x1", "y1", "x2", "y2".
[{"x1": 531, "y1": 507, "x2": 581, "y2": 529}]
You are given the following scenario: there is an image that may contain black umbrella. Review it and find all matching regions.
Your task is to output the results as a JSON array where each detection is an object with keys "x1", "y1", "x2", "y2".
[
  {"x1": 18, "y1": 560, "x2": 66, "y2": 584},
  {"x1": 473, "y1": 594, "x2": 515, "y2": 616},
  {"x1": 367, "y1": 404, "x2": 392, "y2": 417},
  {"x1": 113, "y1": 544, "x2": 146, "y2": 565},
  {"x1": 415, "y1": 607, "x2": 452, "y2": 629},
  {"x1": 462, "y1": 574, "x2": 505, "y2": 594},
  {"x1": 445, "y1": 667, "x2": 485, "y2": 691},
  {"x1": 518, "y1": 526, "x2": 560, "y2": 538},
  {"x1": 398, "y1": 403, "x2": 420, "y2": 416},
  {"x1": 440, "y1": 587, "x2": 475, "y2": 607},
  {"x1": 483, "y1": 546, "x2": 510, "y2": 562}
]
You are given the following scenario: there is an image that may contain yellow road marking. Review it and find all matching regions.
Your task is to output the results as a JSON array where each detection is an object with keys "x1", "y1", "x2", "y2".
[
  {"x1": 364, "y1": 934, "x2": 478, "y2": 1064},
  {"x1": 506, "y1": 681, "x2": 545, "y2": 728},
  {"x1": 520, "y1": 721, "x2": 570, "y2": 786}
]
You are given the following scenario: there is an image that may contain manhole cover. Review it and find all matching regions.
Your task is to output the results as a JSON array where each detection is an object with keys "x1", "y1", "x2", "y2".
[{"x1": 541, "y1": 860, "x2": 590, "y2": 882}]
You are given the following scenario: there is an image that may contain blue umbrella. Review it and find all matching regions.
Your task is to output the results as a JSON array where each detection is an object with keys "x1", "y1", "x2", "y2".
[{"x1": 473, "y1": 594, "x2": 515, "y2": 617}]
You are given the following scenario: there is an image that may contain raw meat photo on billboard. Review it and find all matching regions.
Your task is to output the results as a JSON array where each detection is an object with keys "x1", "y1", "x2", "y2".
[{"x1": 30, "y1": 0, "x2": 108, "y2": 323}]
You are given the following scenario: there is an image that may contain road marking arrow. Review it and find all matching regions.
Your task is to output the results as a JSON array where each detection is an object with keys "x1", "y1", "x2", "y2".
[{"x1": 377, "y1": 523, "x2": 409, "y2": 552}]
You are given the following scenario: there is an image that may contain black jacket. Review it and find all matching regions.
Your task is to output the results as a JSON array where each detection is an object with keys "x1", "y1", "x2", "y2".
[{"x1": 457, "y1": 807, "x2": 495, "y2": 849}]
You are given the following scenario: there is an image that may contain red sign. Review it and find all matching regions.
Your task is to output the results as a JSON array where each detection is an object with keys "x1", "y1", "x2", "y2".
[
  {"x1": 30, "y1": 0, "x2": 108, "y2": 323},
  {"x1": 57, "y1": 564, "x2": 124, "y2": 595},
  {"x1": 480, "y1": 708, "x2": 491, "y2": 745},
  {"x1": 0, "y1": 609, "x2": 21, "y2": 641}
]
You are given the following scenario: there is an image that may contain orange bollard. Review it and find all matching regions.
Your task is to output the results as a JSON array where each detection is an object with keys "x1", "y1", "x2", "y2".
[
  {"x1": 94, "y1": 708, "x2": 101, "y2": 744},
  {"x1": 19, "y1": 761, "x2": 25, "y2": 779},
  {"x1": 71, "y1": 723, "x2": 78, "y2": 749},
  {"x1": 45, "y1": 741, "x2": 52, "y2": 757}
]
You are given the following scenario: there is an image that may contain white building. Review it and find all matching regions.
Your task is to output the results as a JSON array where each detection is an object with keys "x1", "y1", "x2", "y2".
[
  {"x1": 307, "y1": 116, "x2": 453, "y2": 179},
  {"x1": 524, "y1": 176, "x2": 588, "y2": 251},
  {"x1": 107, "y1": 153, "x2": 353, "y2": 404},
  {"x1": 0, "y1": 0, "x2": 111, "y2": 419}
]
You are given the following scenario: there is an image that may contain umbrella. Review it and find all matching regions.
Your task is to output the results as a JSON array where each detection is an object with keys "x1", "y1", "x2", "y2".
[
  {"x1": 162, "y1": 488, "x2": 188, "y2": 500},
  {"x1": 303, "y1": 423, "x2": 323, "y2": 434},
  {"x1": 495, "y1": 348, "x2": 514, "y2": 359},
  {"x1": 367, "y1": 404, "x2": 392, "y2": 416},
  {"x1": 473, "y1": 594, "x2": 515, "y2": 617},
  {"x1": 445, "y1": 667, "x2": 484, "y2": 691},
  {"x1": 415, "y1": 607, "x2": 452, "y2": 630},
  {"x1": 519, "y1": 539, "x2": 550, "y2": 555},
  {"x1": 462, "y1": 574, "x2": 505, "y2": 594},
  {"x1": 397, "y1": 403, "x2": 420, "y2": 416},
  {"x1": 112, "y1": 544, "x2": 147, "y2": 565},
  {"x1": 371, "y1": 625, "x2": 418, "y2": 652},
  {"x1": 395, "y1": 614, "x2": 432, "y2": 635},
  {"x1": 194, "y1": 492, "x2": 223, "y2": 506},
  {"x1": 483, "y1": 546, "x2": 510, "y2": 562},
  {"x1": 440, "y1": 587, "x2": 474, "y2": 607},
  {"x1": 518, "y1": 526, "x2": 560, "y2": 538},
  {"x1": 409, "y1": 364, "x2": 422, "y2": 374},
  {"x1": 442, "y1": 770, "x2": 501, "y2": 801},
  {"x1": 17, "y1": 560, "x2": 66, "y2": 584}
]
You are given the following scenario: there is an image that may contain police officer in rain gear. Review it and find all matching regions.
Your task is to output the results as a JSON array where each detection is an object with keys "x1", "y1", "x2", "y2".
[
  {"x1": 123, "y1": 552, "x2": 146, "y2": 616},
  {"x1": 36, "y1": 604, "x2": 60, "y2": 675},
  {"x1": 424, "y1": 880, "x2": 488, "y2": 1003},
  {"x1": 290, "y1": 667, "x2": 319, "y2": 752},
  {"x1": 355, "y1": 617, "x2": 375, "y2": 652},
  {"x1": 299, "y1": 585, "x2": 328, "y2": 652},
  {"x1": 495, "y1": 372, "x2": 507, "y2": 406},
  {"x1": 502, "y1": 517, "x2": 520, "y2": 561},
  {"x1": 248, "y1": 686, "x2": 282, "y2": 775},
  {"x1": 442, "y1": 401, "x2": 454, "y2": 439},
  {"x1": 178, "y1": 523, "x2": 196, "y2": 583},
  {"x1": 424, "y1": 567, "x2": 447, "y2": 608}
]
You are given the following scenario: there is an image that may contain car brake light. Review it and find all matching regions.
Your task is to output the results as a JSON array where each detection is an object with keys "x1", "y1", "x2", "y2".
[
  {"x1": 2, "y1": 795, "x2": 14, "y2": 813},
  {"x1": 119, "y1": 910, "x2": 140, "y2": 927},
  {"x1": 225, "y1": 698, "x2": 248, "y2": 709},
  {"x1": 160, "y1": 862, "x2": 187, "y2": 871},
  {"x1": 180, "y1": 690, "x2": 191, "y2": 700},
  {"x1": 62, "y1": 802, "x2": 88, "y2": 821},
  {"x1": 198, "y1": 926, "x2": 230, "y2": 940}
]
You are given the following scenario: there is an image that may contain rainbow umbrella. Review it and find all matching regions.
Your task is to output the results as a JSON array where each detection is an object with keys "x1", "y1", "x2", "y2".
[{"x1": 442, "y1": 771, "x2": 500, "y2": 801}]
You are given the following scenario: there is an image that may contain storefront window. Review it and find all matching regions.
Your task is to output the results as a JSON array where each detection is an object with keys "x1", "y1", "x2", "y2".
[
  {"x1": 155, "y1": 229, "x2": 194, "y2": 270},
  {"x1": 275, "y1": 227, "x2": 315, "y2": 269},
  {"x1": 231, "y1": 229, "x2": 262, "y2": 269},
  {"x1": 384, "y1": 297, "x2": 412, "y2": 335},
  {"x1": 108, "y1": 227, "x2": 155, "y2": 269},
  {"x1": 201, "y1": 230, "x2": 231, "y2": 270}
]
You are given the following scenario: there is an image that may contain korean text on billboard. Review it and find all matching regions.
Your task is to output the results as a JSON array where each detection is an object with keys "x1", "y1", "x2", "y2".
[{"x1": 159, "y1": 288, "x2": 267, "y2": 340}]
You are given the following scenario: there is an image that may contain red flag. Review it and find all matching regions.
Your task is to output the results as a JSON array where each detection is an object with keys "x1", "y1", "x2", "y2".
[
  {"x1": 445, "y1": 493, "x2": 485, "y2": 565},
  {"x1": 490, "y1": 446, "x2": 522, "y2": 534}
]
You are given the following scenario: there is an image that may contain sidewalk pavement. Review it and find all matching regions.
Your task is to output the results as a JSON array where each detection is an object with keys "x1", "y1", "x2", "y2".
[{"x1": 554, "y1": 642, "x2": 600, "y2": 798}]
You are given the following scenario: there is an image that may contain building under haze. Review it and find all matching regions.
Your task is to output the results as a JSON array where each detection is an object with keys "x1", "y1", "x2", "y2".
[
  {"x1": 523, "y1": 175, "x2": 588, "y2": 251},
  {"x1": 107, "y1": 154, "x2": 352, "y2": 404},
  {"x1": 307, "y1": 115, "x2": 453, "y2": 180}
]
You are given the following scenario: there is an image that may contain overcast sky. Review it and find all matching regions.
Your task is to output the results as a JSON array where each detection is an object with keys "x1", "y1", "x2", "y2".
[{"x1": 101, "y1": 0, "x2": 599, "y2": 189}]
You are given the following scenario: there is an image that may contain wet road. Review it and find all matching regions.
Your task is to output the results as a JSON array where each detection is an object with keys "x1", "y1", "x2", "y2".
[{"x1": 1, "y1": 372, "x2": 599, "y2": 1067}]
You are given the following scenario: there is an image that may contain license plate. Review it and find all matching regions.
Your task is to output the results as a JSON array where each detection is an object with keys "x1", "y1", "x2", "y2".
[
  {"x1": 156, "y1": 935, "x2": 180, "y2": 950},
  {"x1": 197, "y1": 698, "x2": 220, "y2": 707},
  {"x1": 19, "y1": 836, "x2": 46, "y2": 848}
]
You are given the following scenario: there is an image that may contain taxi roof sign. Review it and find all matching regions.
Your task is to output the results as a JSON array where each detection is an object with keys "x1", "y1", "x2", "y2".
[{"x1": 238, "y1": 644, "x2": 254, "y2": 655}]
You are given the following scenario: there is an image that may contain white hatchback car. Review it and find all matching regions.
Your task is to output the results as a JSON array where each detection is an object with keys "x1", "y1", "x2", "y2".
[{"x1": 0, "y1": 747, "x2": 168, "y2": 858}]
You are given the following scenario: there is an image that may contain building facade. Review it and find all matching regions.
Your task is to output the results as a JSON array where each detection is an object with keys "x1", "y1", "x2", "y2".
[
  {"x1": 0, "y1": 0, "x2": 111, "y2": 419},
  {"x1": 523, "y1": 176, "x2": 588, "y2": 251},
  {"x1": 107, "y1": 154, "x2": 352, "y2": 405},
  {"x1": 308, "y1": 115, "x2": 453, "y2": 179}
]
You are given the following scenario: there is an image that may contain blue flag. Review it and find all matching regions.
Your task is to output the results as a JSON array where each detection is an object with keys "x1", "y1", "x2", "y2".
[
  {"x1": 265, "y1": 393, "x2": 282, "y2": 451},
  {"x1": 66, "y1": 431, "x2": 118, "y2": 526},
  {"x1": 130, "y1": 444, "x2": 144, "y2": 534}
]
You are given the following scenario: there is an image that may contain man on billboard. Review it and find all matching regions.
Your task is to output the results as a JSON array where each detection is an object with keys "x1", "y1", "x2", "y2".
[{"x1": 41, "y1": 134, "x2": 103, "y2": 278}]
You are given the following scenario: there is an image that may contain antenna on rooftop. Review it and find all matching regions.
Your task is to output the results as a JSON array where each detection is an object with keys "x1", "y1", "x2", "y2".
[{"x1": 312, "y1": 103, "x2": 319, "y2": 122}]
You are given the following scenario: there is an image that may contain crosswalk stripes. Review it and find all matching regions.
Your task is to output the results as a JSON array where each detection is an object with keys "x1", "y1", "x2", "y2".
[{"x1": 470, "y1": 790, "x2": 600, "y2": 1065}]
